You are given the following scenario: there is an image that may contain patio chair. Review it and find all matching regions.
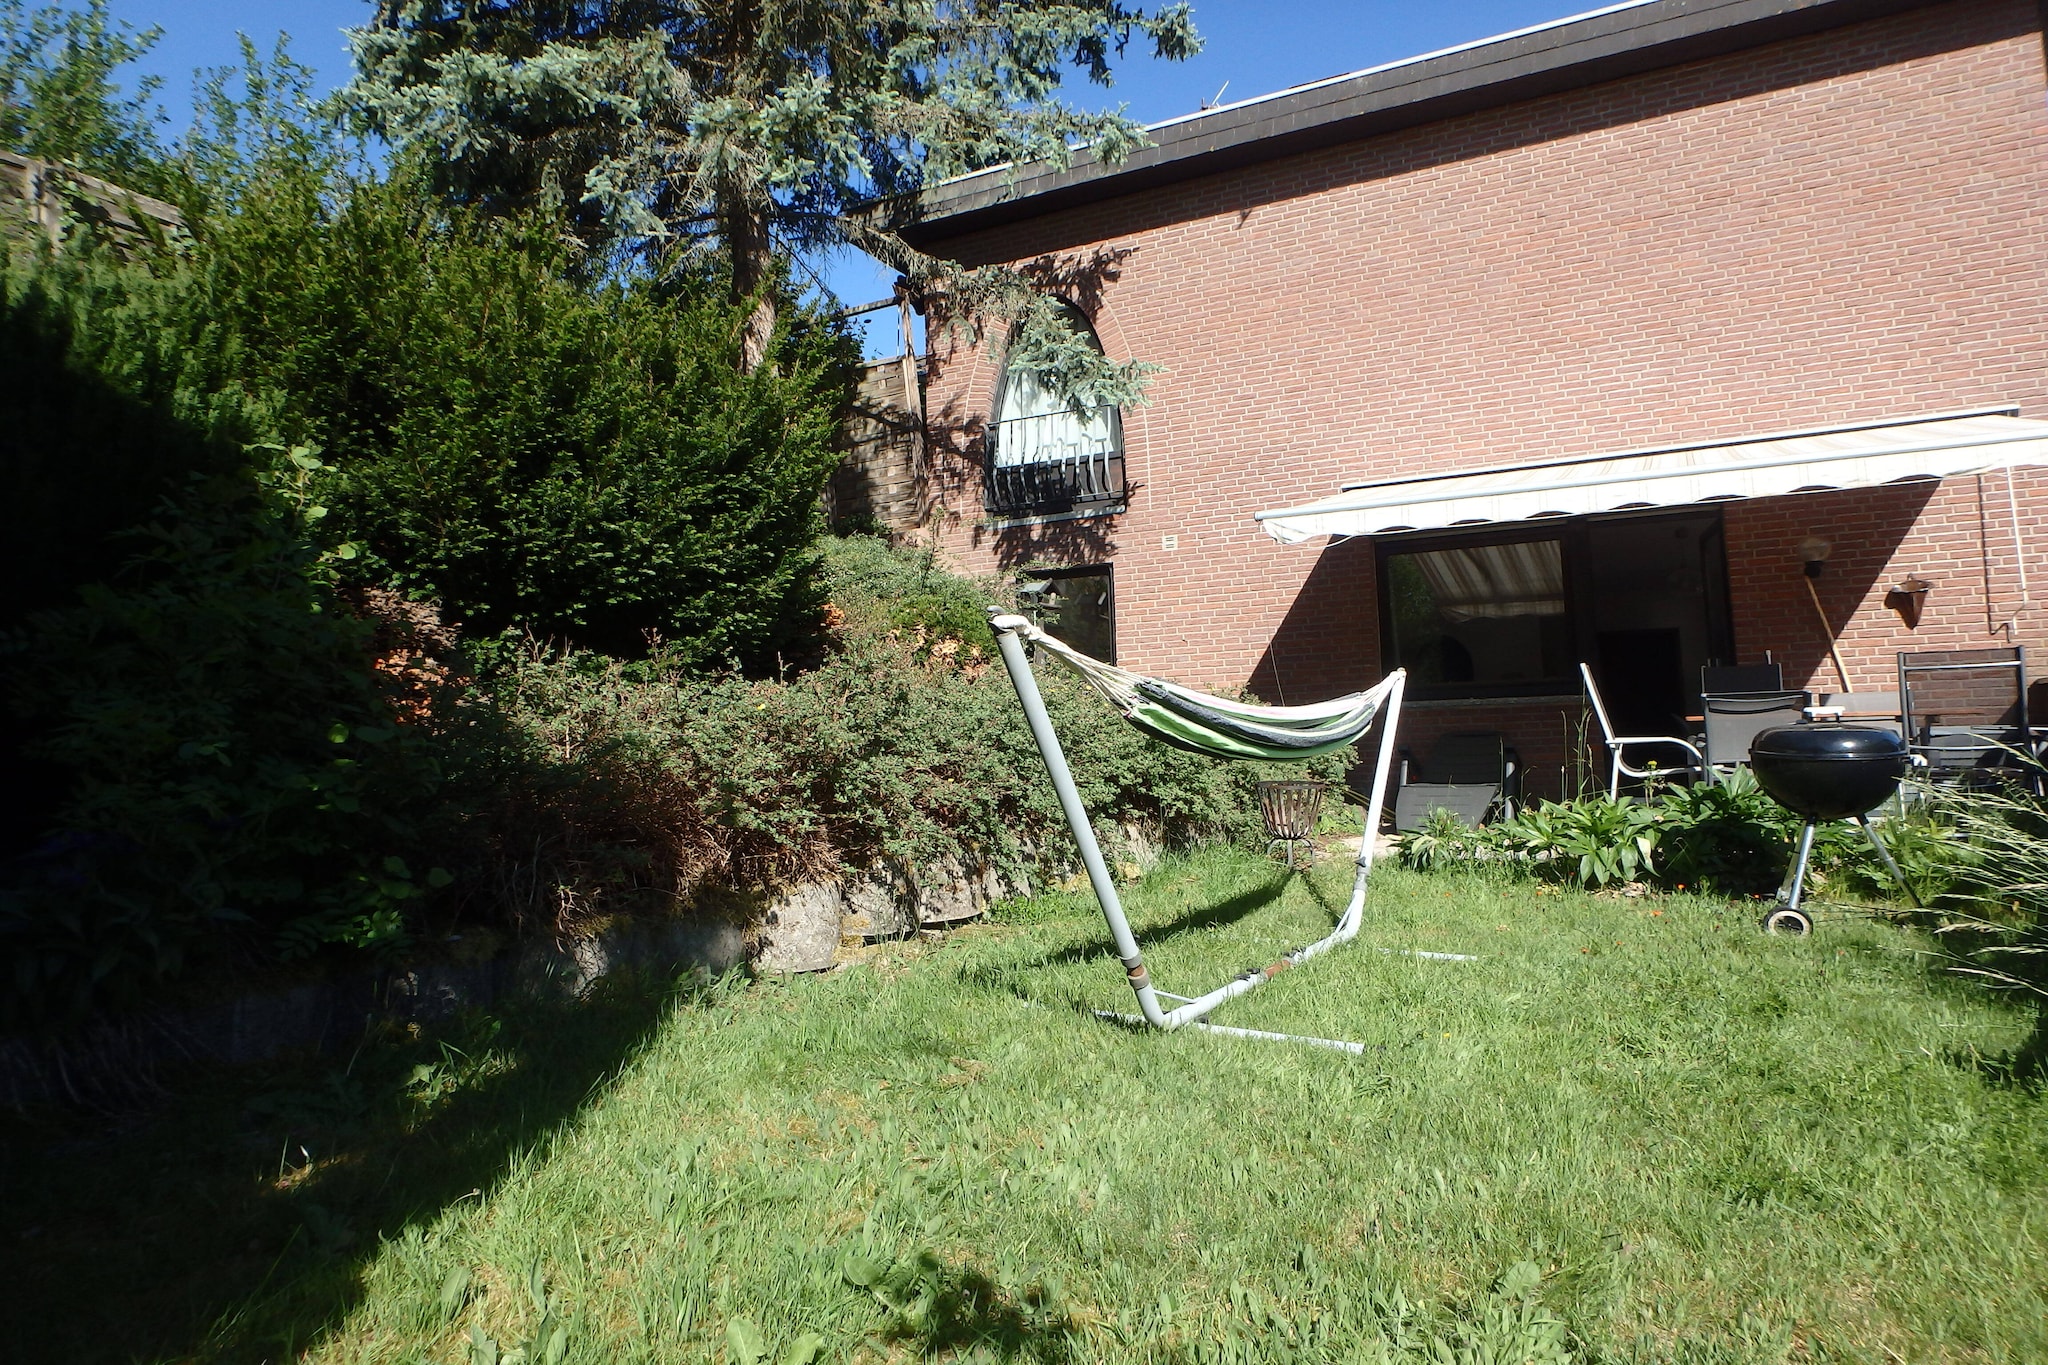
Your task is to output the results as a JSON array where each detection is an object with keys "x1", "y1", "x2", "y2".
[
  {"x1": 1701, "y1": 662, "x2": 1784, "y2": 694},
  {"x1": 1394, "y1": 732, "x2": 1518, "y2": 832},
  {"x1": 1897, "y1": 647, "x2": 2040, "y2": 785},
  {"x1": 1701, "y1": 690, "x2": 1809, "y2": 771},
  {"x1": 1581, "y1": 662, "x2": 1708, "y2": 799}
]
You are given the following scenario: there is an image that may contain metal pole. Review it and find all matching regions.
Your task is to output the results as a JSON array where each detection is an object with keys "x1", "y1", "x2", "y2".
[
  {"x1": 1782, "y1": 821, "x2": 1818, "y2": 911},
  {"x1": 1855, "y1": 814, "x2": 1922, "y2": 909},
  {"x1": 990, "y1": 615, "x2": 1169, "y2": 1026}
]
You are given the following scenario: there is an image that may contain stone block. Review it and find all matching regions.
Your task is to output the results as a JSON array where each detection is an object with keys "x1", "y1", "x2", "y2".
[
  {"x1": 753, "y1": 882, "x2": 845, "y2": 973},
  {"x1": 915, "y1": 854, "x2": 986, "y2": 925},
  {"x1": 843, "y1": 860, "x2": 917, "y2": 940}
]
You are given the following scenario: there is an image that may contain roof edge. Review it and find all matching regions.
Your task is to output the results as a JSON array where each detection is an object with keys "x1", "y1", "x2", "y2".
[{"x1": 902, "y1": 0, "x2": 1950, "y2": 247}]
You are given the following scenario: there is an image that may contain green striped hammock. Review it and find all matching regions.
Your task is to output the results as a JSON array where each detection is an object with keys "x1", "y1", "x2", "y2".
[
  {"x1": 987, "y1": 612, "x2": 1417, "y2": 1051},
  {"x1": 999, "y1": 616, "x2": 1396, "y2": 762}
]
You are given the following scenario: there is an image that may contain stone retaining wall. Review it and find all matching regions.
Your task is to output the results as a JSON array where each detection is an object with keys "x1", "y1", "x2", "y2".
[{"x1": 0, "y1": 824, "x2": 1165, "y2": 1108}]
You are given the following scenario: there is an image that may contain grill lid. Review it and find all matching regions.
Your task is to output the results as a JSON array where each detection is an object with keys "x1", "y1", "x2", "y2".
[{"x1": 1749, "y1": 723, "x2": 1907, "y2": 762}]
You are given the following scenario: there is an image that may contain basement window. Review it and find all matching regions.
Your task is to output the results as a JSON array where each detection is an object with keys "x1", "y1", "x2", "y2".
[{"x1": 1019, "y1": 565, "x2": 1115, "y2": 663}]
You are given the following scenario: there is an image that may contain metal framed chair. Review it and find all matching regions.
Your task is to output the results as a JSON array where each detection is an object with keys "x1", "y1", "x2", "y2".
[
  {"x1": 1393, "y1": 732, "x2": 1518, "y2": 832},
  {"x1": 1581, "y1": 662, "x2": 1708, "y2": 799},
  {"x1": 1897, "y1": 647, "x2": 2038, "y2": 784},
  {"x1": 1702, "y1": 662, "x2": 1784, "y2": 694},
  {"x1": 1701, "y1": 690, "x2": 1809, "y2": 771},
  {"x1": 1810, "y1": 690, "x2": 1903, "y2": 738}
]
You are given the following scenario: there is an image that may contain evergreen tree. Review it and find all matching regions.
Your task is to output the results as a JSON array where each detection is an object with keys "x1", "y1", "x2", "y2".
[{"x1": 342, "y1": 0, "x2": 1198, "y2": 393}]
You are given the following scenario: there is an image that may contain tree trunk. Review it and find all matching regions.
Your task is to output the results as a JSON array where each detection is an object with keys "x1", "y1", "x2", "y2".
[{"x1": 726, "y1": 199, "x2": 777, "y2": 374}]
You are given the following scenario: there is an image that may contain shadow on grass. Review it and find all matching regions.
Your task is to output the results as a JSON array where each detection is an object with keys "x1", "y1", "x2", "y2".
[
  {"x1": 1941, "y1": 1006, "x2": 2048, "y2": 1092},
  {"x1": 1894, "y1": 917, "x2": 2048, "y2": 1090},
  {"x1": 1012, "y1": 870, "x2": 1295, "y2": 973},
  {"x1": 0, "y1": 969, "x2": 714, "y2": 1365},
  {"x1": 865, "y1": 1251, "x2": 1080, "y2": 1363}
]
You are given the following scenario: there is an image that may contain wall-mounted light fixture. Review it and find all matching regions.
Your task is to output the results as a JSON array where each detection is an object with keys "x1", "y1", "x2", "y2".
[
  {"x1": 1797, "y1": 535, "x2": 1833, "y2": 579},
  {"x1": 1884, "y1": 576, "x2": 1932, "y2": 629}
]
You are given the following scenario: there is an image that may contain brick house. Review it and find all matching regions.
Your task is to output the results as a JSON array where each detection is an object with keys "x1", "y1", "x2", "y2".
[{"x1": 887, "y1": 0, "x2": 2048, "y2": 798}]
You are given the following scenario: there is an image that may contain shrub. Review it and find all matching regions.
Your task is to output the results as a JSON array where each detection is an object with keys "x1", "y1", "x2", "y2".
[
  {"x1": 1916, "y1": 785, "x2": 2047, "y2": 997},
  {"x1": 1656, "y1": 766, "x2": 1800, "y2": 895},
  {"x1": 138, "y1": 168, "x2": 855, "y2": 664},
  {"x1": 1487, "y1": 796, "x2": 1662, "y2": 888},
  {"x1": 1, "y1": 146, "x2": 854, "y2": 1020},
  {"x1": 2, "y1": 447, "x2": 455, "y2": 1026},
  {"x1": 1397, "y1": 767, "x2": 1911, "y2": 897},
  {"x1": 438, "y1": 537, "x2": 1354, "y2": 932}
]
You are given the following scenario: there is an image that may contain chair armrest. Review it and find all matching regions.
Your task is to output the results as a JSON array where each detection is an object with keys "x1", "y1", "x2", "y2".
[{"x1": 1614, "y1": 736, "x2": 1706, "y2": 765}]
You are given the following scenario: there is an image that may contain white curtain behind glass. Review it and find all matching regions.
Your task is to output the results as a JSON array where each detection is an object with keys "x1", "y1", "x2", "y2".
[{"x1": 993, "y1": 366, "x2": 1120, "y2": 469}]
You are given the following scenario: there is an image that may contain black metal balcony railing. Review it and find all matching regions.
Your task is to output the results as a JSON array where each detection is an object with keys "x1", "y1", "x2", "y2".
[{"x1": 984, "y1": 407, "x2": 1128, "y2": 517}]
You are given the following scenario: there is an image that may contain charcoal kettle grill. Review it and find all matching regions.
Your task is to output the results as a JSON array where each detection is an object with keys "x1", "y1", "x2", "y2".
[{"x1": 1747, "y1": 724, "x2": 1919, "y2": 934}]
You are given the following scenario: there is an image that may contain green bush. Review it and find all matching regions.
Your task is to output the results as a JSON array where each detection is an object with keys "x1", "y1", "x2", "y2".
[
  {"x1": 448, "y1": 537, "x2": 1353, "y2": 921},
  {"x1": 1, "y1": 148, "x2": 854, "y2": 1021},
  {"x1": 121, "y1": 168, "x2": 856, "y2": 664},
  {"x1": 2, "y1": 447, "x2": 454, "y2": 1025},
  {"x1": 1488, "y1": 795, "x2": 1663, "y2": 888},
  {"x1": 0, "y1": 232, "x2": 262, "y2": 635}
]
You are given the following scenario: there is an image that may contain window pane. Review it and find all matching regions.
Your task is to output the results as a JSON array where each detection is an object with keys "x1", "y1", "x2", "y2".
[
  {"x1": 1024, "y1": 569, "x2": 1115, "y2": 663},
  {"x1": 993, "y1": 367, "x2": 1120, "y2": 468},
  {"x1": 1387, "y1": 539, "x2": 1570, "y2": 687}
]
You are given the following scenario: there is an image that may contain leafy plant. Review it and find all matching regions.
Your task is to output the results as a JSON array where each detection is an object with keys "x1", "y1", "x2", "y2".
[
  {"x1": 461, "y1": 540, "x2": 1349, "y2": 919},
  {"x1": 1398, "y1": 767, "x2": 1938, "y2": 902},
  {"x1": 1656, "y1": 765, "x2": 1796, "y2": 895},
  {"x1": 1395, "y1": 807, "x2": 1488, "y2": 874},
  {"x1": 1491, "y1": 796, "x2": 1662, "y2": 888}
]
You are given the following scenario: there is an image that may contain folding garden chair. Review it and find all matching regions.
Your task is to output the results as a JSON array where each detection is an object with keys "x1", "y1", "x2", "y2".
[
  {"x1": 1701, "y1": 691, "x2": 1809, "y2": 773},
  {"x1": 1581, "y1": 662, "x2": 1707, "y2": 799},
  {"x1": 1701, "y1": 662, "x2": 1784, "y2": 694},
  {"x1": 1897, "y1": 647, "x2": 2040, "y2": 787},
  {"x1": 1393, "y1": 732, "x2": 1518, "y2": 831}
]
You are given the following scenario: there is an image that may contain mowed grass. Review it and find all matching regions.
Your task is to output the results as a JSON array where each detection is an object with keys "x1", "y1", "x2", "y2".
[{"x1": 6, "y1": 847, "x2": 2046, "y2": 1364}]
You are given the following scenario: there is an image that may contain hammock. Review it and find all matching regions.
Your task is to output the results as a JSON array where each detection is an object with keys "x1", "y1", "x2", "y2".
[
  {"x1": 1005, "y1": 617, "x2": 1398, "y2": 761},
  {"x1": 987, "y1": 613, "x2": 1412, "y2": 1052}
]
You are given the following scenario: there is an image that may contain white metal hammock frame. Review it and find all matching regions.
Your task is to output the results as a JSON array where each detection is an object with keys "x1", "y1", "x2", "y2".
[{"x1": 989, "y1": 613, "x2": 1410, "y2": 1052}]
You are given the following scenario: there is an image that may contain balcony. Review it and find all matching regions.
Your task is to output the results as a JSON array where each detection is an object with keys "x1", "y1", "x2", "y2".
[{"x1": 984, "y1": 407, "x2": 1128, "y2": 518}]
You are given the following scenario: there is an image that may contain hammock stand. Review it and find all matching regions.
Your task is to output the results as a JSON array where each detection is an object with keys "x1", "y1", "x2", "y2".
[{"x1": 989, "y1": 613, "x2": 1409, "y2": 1053}]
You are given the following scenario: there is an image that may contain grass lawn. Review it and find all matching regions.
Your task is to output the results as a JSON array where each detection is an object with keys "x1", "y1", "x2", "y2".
[{"x1": 5, "y1": 846, "x2": 2045, "y2": 1364}]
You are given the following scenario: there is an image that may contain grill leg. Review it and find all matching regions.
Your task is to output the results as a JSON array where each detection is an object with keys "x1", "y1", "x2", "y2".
[
  {"x1": 1855, "y1": 814, "x2": 1921, "y2": 909},
  {"x1": 1762, "y1": 821, "x2": 1821, "y2": 935},
  {"x1": 1782, "y1": 822, "x2": 1818, "y2": 912}
]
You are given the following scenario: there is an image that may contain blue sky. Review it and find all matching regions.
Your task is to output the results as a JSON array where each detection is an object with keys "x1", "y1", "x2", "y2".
[{"x1": 106, "y1": 1, "x2": 1609, "y2": 348}]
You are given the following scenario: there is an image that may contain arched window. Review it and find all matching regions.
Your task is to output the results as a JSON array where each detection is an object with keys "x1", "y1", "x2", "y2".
[{"x1": 985, "y1": 308, "x2": 1127, "y2": 517}]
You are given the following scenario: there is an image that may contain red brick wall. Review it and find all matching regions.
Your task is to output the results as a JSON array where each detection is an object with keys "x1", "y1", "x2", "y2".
[{"x1": 917, "y1": 0, "x2": 2048, "y2": 787}]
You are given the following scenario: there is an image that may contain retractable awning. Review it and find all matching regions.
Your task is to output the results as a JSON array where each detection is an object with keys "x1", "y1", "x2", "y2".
[{"x1": 1256, "y1": 408, "x2": 2048, "y2": 544}]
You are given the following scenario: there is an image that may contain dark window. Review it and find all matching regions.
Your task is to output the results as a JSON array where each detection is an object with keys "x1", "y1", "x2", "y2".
[
  {"x1": 1378, "y1": 511, "x2": 1733, "y2": 710},
  {"x1": 1021, "y1": 566, "x2": 1115, "y2": 663},
  {"x1": 985, "y1": 308, "x2": 1127, "y2": 518},
  {"x1": 1385, "y1": 536, "x2": 1573, "y2": 692}
]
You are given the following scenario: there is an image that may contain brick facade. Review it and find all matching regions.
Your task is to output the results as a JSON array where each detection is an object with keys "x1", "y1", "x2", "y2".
[{"x1": 910, "y1": 0, "x2": 2048, "y2": 797}]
